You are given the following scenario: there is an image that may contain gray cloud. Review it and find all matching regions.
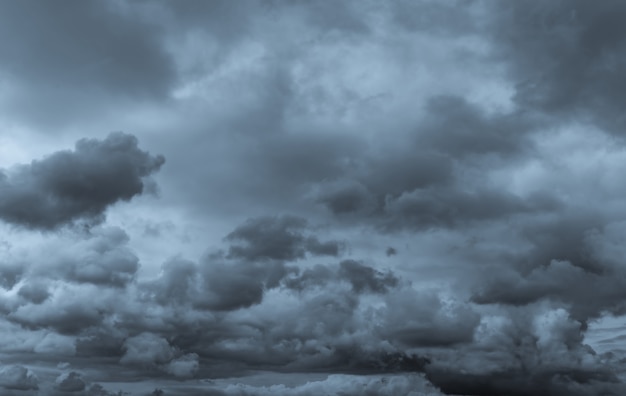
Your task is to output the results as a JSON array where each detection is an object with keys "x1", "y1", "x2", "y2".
[
  {"x1": 17, "y1": 282, "x2": 50, "y2": 305},
  {"x1": 339, "y1": 259, "x2": 398, "y2": 294},
  {"x1": 219, "y1": 373, "x2": 443, "y2": 396},
  {"x1": 284, "y1": 259, "x2": 398, "y2": 294},
  {"x1": 1, "y1": 0, "x2": 626, "y2": 394},
  {"x1": 55, "y1": 371, "x2": 86, "y2": 392},
  {"x1": 0, "y1": 133, "x2": 164, "y2": 230},
  {"x1": 0, "y1": 0, "x2": 177, "y2": 127},
  {"x1": 145, "y1": 254, "x2": 293, "y2": 312},
  {"x1": 0, "y1": 366, "x2": 38, "y2": 391},
  {"x1": 120, "y1": 333, "x2": 175, "y2": 367},
  {"x1": 490, "y1": 1, "x2": 626, "y2": 136},
  {"x1": 225, "y1": 215, "x2": 343, "y2": 261}
]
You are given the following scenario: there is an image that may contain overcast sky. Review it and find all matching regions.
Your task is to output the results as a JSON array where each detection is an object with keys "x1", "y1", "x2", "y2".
[{"x1": 1, "y1": 1, "x2": 626, "y2": 395}]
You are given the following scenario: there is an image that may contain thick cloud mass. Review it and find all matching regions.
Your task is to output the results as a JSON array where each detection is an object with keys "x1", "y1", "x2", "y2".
[
  {"x1": 0, "y1": 133, "x2": 164, "y2": 229},
  {"x1": 0, "y1": 366, "x2": 38, "y2": 391},
  {"x1": 2, "y1": 1, "x2": 626, "y2": 395},
  {"x1": 55, "y1": 371, "x2": 86, "y2": 392},
  {"x1": 225, "y1": 215, "x2": 343, "y2": 261}
]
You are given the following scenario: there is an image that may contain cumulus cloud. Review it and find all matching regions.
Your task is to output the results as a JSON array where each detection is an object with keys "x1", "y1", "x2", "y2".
[
  {"x1": 165, "y1": 353, "x2": 199, "y2": 379},
  {"x1": 1, "y1": 0, "x2": 626, "y2": 394},
  {"x1": 225, "y1": 215, "x2": 344, "y2": 261},
  {"x1": 284, "y1": 259, "x2": 398, "y2": 294},
  {"x1": 0, "y1": 132, "x2": 164, "y2": 230},
  {"x1": 55, "y1": 371, "x2": 86, "y2": 392},
  {"x1": 120, "y1": 333, "x2": 175, "y2": 366},
  {"x1": 0, "y1": 0, "x2": 177, "y2": 127},
  {"x1": 47, "y1": 227, "x2": 140, "y2": 287},
  {"x1": 33, "y1": 333, "x2": 76, "y2": 356},
  {"x1": 490, "y1": 0, "x2": 626, "y2": 135},
  {"x1": 145, "y1": 255, "x2": 292, "y2": 311},
  {"x1": 0, "y1": 365, "x2": 38, "y2": 391}
]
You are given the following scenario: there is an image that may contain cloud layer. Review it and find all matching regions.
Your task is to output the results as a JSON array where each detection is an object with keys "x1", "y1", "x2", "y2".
[{"x1": 1, "y1": 1, "x2": 626, "y2": 395}]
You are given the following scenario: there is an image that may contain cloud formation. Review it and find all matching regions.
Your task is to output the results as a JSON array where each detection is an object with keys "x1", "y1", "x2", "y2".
[
  {"x1": 0, "y1": 133, "x2": 164, "y2": 229},
  {"x1": 2, "y1": 1, "x2": 626, "y2": 395}
]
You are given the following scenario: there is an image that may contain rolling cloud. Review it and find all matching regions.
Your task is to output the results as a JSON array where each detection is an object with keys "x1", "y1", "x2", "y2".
[
  {"x1": 0, "y1": 1, "x2": 625, "y2": 395},
  {"x1": 0, "y1": 133, "x2": 164, "y2": 229}
]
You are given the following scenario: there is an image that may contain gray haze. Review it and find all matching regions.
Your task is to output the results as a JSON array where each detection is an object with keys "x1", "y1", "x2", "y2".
[{"x1": 0, "y1": 1, "x2": 626, "y2": 395}]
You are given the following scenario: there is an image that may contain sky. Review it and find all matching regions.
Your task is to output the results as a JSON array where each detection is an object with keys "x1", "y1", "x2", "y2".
[{"x1": 1, "y1": 0, "x2": 626, "y2": 395}]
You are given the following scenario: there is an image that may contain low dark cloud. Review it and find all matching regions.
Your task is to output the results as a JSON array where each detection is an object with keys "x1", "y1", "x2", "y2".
[
  {"x1": 225, "y1": 215, "x2": 343, "y2": 261},
  {"x1": 17, "y1": 282, "x2": 50, "y2": 305},
  {"x1": 0, "y1": 0, "x2": 177, "y2": 127},
  {"x1": 1, "y1": 0, "x2": 626, "y2": 394},
  {"x1": 491, "y1": 0, "x2": 626, "y2": 135},
  {"x1": 9, "y1": 296, "x2": 105, "y2": 335},
  {"x1": 0, "y1": 366, "x2": 38, "y2": 391},
  {"x1": 339, "y1": 260, "x2": 398, "y2": 294},
  {"x1": 308, "y1": 93, "x2": 548, "y2": 232},
  {"x1": 426, "y1": 367, "x2": 623, "y2": 396},
  {"x1": 417, "y1": 95, "x2": 533, "y2": 159},
  {"x1": 284, "y1": 260, "x2": 398, "y2": 294},
  {"x1": 145, "y1": 254, "x2": 293, "y2": 312},
  {"x1": 0, "y1": 133, "x2": 164, "y2": 230},
  {"x1": 55, "y1": 371, "x2": 86, "y2": 392}
]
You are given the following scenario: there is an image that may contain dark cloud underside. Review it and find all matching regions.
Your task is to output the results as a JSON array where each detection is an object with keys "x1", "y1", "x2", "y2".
[{"x1": 0, "y1": 133, "x2": 164, "y2": 229}]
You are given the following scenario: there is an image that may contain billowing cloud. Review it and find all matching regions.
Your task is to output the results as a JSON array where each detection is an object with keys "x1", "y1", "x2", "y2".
[
  {"x1": 491, "y1": 0, "x2": 626, "y2": 135},
  {"x1": 55, "y1": 371, "x2": 86, "y2": 392},
  {"x1": 221, "y1": 373, "x2": 443, "y2": 396},
  {"x1": 0, "y1": 0, "x2": 177, "y2": 127},
  {"x1": 225, "y1": 215, "x2": 344, "y2": 261},
  {"x1": 120, "y1": 332, "x2": 175, "y2": 366},
  {"x1": 0, "y1": 366, "x2": 38, "y2": 391},
  {"x1": 0, "y1": 133, "x2": 164, "y2": 229},
  {"x1": 1, "y1": 0, "x2": 626, "y2": 394},
  {"x1": 165, "y1": 353, "x2": 199, "y2": 379}
]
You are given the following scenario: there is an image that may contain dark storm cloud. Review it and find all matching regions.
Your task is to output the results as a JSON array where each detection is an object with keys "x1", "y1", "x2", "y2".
[
  {"x1": 0, "y1": 262, "x2": 24, "y2": 290},
  {"x1": 283, "y1": 259, "x2": 398, "y2": 294},
  {"x1": 9, "y1": 298, "x2": 104, "y2": 335},
  {"x1": 48, "y1": 227, "x2": 140, "y2": 288},
  {"x1": 120, "y1": 332, "x2": 175, "y2": 367},
  {"x1": 426, "y1": 367, "x2": 623, "y2": 396},
  {"x1": 0, "y1": 366, "x2": 38, "y2": 391},
  {"x1": 391, "y1": 0, "x2": 479, "y2": 36},
  {"x1": 225, "y1": 215, "x2": 343, "y2": 261},
  {"x1": 17, "y1": 282, "x2": 50, "y2": 305},
  {"x1": 75, "y1": 328, "x2": 125, "y2": 358},
  {"x1": 218, "y1": 373, "x2": 443, "y2": 396},
  {"x1": 472, "y1": 218, "x2": 626, "y2": 322},
  {"x1": 420, "y1": 304, "x2": 626, "y2": 396},
  {"x1": 416, "y1": 96, "x2": 533, "y2": 158},
  {"x1": 152, "y1": 0, "x2": 255, "y2": 42},
  {"x1": 159, "y1": 0, "x2": 370, "y2": 39},
  {"x1": 491, "y1": 0, "x2": 626, "y2": 135},
  {"x1": 146, "y1": 254, "x2": 293, "y2": 312},
  {"x1": 339, "y1": 260, "x2": 398, "y2": 294},
  {"x1": 311, "y1": 94, "x2": 545, "y2": 231},
  {"x1": 55, "y1": 372, "x2": 86, "y2": 392},
  {"x1": 380, "y1": 290, "x2": 480, "y2": 348},
  {"x1": 0, "y1": 0, "x2": 176, "y2": 126},
  {"x1": 381, "y1": 187, "x2": 532, "y2": 231},
  {"x1": 316, "y1": 180, "x2": 376, "y2": 216},
  {"x1": 0, "y1": 133, "x2": 164, "y2": 229},
  {"x1": 3, "y1": 0, "x2": 626, "y2": 394},
  {"x1": 0, "y1": 1, "x2": 175, "y2": 95},
  {"x1": 199, "y1": 259, "x2": 291, "y2": 311}
]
